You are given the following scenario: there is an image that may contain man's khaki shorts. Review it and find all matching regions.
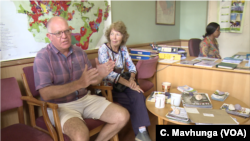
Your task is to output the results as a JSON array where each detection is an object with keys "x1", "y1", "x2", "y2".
[{"x1": 47, "y1": 93, "x2": 111, "y2": 133}]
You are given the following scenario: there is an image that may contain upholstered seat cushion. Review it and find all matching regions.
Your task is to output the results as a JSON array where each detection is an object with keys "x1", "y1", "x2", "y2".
[
  {"x1": 138, "y1": 79, "x2": 154, "y2": 92},
  {"x1": 1, "y1": 124, "x2": 53, "y2": 141}
]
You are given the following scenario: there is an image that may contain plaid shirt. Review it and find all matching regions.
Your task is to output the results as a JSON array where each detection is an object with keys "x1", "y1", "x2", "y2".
[{"x1": 34, "y1": 43, "x2": 91, "y2": 104}]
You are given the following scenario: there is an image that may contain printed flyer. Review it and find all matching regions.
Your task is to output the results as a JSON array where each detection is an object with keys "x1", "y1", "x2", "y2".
[{"x1": 218, "y1": 0, "x2": 246, "y2": 33}]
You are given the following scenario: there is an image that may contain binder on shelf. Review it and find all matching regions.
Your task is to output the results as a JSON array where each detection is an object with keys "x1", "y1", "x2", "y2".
[
  {"x1": 130, "y1": 50, "x2": 151, "y2": 55},
  {"x1": 129, "y1": 53, "x2": 157, "y2": 57},
  {"x1": 158, "y1": 53, "x2": 181, "y2": 60},
  {"x1": 129, "y1": 48, "x2": 158, "y2": 56},
  {"x1": 130, "y1": 54, "x2": 154, "y2": 60},
  {"x1": 158, "y1": 46, "x2": 178, "y2": 53}
]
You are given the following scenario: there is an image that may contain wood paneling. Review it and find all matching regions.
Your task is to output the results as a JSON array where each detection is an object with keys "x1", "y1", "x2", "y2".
[{"x1": 156, "y1": 63, "x2": 250, "y2": 107}]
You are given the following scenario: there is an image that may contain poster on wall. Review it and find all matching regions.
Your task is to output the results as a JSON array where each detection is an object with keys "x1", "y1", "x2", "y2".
[
  {"x1": 0, "y1": 0, "x2": 111, "y2": 62},
  {"x1": 218, "y1": 0, "x2": 246, "y2": 33}
]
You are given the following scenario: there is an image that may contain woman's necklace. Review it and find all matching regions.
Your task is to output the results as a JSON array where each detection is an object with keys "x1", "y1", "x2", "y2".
[{"x1": 109, "y1": 42, "x2": 123, "y2": 68}]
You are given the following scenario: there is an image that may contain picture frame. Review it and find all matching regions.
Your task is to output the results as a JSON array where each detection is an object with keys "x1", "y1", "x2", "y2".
[{"x1": 156, "y1": 1, "x2": 176, "y2": 25}]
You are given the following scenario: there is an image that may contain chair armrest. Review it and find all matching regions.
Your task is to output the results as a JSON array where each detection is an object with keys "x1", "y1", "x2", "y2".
[
  {"x1": 88, "y1": 85, "x2": 113, "y2": 91},
  {"x1": 21, "y1": 96, "x2": 59, "y2": 109},
  {"x1": 88, "y1": 85, "x2": 113, "y2": 102},
  {"x1": 21, "y1": 96, "x2": 45, "y2": 105},
  {"x1": 21, "y1": 96, "x2": 58, "y2": 141}
]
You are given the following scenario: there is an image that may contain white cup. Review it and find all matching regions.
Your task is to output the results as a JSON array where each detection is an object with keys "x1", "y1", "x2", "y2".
[
  {"x1": 170, "y1": 93, "x2": 182, "y2": 107},
  {"x1": 155, "y1": 94, "x2": 165, "y2": 108},
  {"x1": 162, "y1": 82, "x2": 171, "y2": 92}
]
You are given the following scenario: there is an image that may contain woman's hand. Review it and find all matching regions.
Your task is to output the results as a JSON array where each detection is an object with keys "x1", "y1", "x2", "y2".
[
  {"x1": 129, "y1": 78, "x2": 137, "y2": 89},
  {"x1": 130, "y1": 85, "x2": 144, "y2": 93}
]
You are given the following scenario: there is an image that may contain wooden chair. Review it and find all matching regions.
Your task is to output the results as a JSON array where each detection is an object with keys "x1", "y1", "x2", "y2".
[
  {"x1": 1, "y1": 77, "x2": 57, "y2": 141},
  {"x1": 21, "y1": 66, "x2": 119, "y2": 141},
  {"x1": 136, "y1": 56, "x2": 159, "y2": 97}
]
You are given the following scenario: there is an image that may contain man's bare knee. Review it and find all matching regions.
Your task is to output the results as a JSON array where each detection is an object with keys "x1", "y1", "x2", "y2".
[
  {"x1": 63, "y1": 117, "x2": 89, "y2": 141},
  {"x1": 114, "y1": 104, "x2": 130, "y2": 124},
  {"x1": 100, "y1": 103, "x2": 129, "y2": 126}
]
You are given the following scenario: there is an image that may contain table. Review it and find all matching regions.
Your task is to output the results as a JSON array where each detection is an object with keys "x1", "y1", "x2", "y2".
[{"x1": 146, "y1": 88, "x2": 250, "y2": 125}]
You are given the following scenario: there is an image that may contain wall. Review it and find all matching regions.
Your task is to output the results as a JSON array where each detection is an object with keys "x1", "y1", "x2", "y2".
[
  {"x1": 111, "y1": 1, "x2": 181, "y2": 45},
  {"x1": 207, "y1": 1, "x2": 250, "y2": 58},
  {"x1": 179, "y1": 1, "x2": 208, "y2": 39},
  {"x1": 111, "y1": 1, "x2": 208, "y2": 43}
]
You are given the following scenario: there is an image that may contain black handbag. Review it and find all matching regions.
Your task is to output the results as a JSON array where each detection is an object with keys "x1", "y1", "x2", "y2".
[
  {"x1": 110, "y1": 44, "x2": 137, "y2": 92},
  {"x1": 113, "y1": 72, "x2": 131, "y2": 92}
]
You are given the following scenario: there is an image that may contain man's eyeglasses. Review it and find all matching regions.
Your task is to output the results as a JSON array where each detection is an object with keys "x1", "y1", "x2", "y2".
[{"x1": 49, "y1": 29, "x2": 72, "y2": 38}]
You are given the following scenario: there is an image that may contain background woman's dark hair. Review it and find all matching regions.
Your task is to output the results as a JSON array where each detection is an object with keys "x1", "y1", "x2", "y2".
[{"x1": 203, "y1": 22, "x2": 220, "y2": 38}]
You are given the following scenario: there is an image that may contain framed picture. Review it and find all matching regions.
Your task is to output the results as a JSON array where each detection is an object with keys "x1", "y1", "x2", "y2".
[{"x1": 156, "y1": 1, "x2": 176, "y2": 25}]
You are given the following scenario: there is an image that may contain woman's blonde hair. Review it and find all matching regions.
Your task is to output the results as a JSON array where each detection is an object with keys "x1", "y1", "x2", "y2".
[{"x1": 105, "y1": 21, "x2": 129, "y2": 46}]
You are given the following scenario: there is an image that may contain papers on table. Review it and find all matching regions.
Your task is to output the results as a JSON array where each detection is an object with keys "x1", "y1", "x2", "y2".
[
  {"x1": 220, "y1": 103, "x2": 250, "y2": 118},
  {"x1": 191, "y1": 57, "x2": 218, "y2": 63},
  {"x1": 184, "y1": 108, "x2": 238, "y2": 125},
  {"x1": 177, "y1": 85, "x2": 197, "y2": 93},
  {"x1": 158, "y1": 59, "x2": 179, "y2": 64},
  {"x1": 166, "y1": 107, "x2": 190, "y2": 123},
  {"x1": 222, "y1": 57, "x2": 243, "y2": 64},
  {"x1": 191, "y1": 57, "x2": 219, "y2": 68},
  {"x1": 182, "y1": 93, "x2": 212, "y2": 109}
]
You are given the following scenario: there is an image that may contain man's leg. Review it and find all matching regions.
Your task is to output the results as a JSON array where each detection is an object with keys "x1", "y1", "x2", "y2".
[
  {"x1": 63, "y1": 117, "x2": 89, "y2": 141},
  {"x1": 47, "y1": 105, "x2": 90, "y2": 141},
  {"x1": 95, "y1": 103, "x2": 130, "y2": 141}
]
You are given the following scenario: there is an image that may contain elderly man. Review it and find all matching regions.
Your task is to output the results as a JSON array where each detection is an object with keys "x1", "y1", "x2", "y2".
[{"x1": 34, "y1": 16, "x2": 129, "y2": 141}]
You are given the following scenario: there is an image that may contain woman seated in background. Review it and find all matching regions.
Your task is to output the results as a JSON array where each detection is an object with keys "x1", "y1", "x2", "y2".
[
  {"x1": 199, "y1": 22, "x2": 221, "y2": 59},
  {"x1": 98, "y1": 21, "x2": 152, "y2": 141}
]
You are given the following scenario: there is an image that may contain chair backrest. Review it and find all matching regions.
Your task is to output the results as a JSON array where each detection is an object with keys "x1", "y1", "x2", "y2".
[
  {"x1": 1, "y1": 77, "x2": 23, "y2": 112},
  {"x1": 136, "y1": 56, "x2": 159, "y2": 79},
  {"x1": 1, "y1": 77, "x2": 56, "y2": 141},
  {"x1": 188, "y1": 38, "x2": 201, "y2": 57},
  {"x1": 22, "y1": 66, "x2": 40, "y2": 97},
  {"x1": 89, "y1": 58, "x2": 97, "y2": 68}
]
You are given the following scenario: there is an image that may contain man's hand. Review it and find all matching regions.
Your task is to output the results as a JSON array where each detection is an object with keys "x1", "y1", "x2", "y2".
[
  {"x1": 78, "y1": 64, "x2": 99, "y2": 88},
  {"x1": 96, "y1": 58, "x2": 115, "y2": 78}
]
